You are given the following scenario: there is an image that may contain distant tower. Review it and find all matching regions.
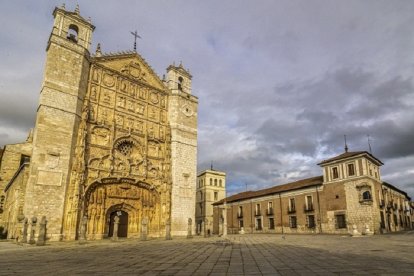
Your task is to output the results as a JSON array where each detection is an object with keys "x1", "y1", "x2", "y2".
[
  {"x1": 166, "y1": 63, "x2": 198, "y2": 235},
  {"x1": 195, "y1": 169, "x2": 226, "y2": 235},
  {"x1": 23, "y1": 6, "x2": 95, "y2": 240}
]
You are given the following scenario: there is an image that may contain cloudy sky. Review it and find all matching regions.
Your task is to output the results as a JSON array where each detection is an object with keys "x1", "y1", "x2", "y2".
[{"x1": 1, "y1": 0, "x2": 413, "y2": 198}]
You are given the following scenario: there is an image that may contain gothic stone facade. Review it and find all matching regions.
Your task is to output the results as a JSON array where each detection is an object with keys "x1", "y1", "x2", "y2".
[
  {"x1": 0, "y1": 6, "x2": 197, "y2": 241},
  {"x1": 213, "y1": 151, "x2": 413, "y2": 235}
]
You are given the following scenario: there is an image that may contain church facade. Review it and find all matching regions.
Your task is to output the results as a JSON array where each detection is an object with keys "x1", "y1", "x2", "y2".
[{"x1": 0, "y1": 6, "x2": 198, "y2": 241}]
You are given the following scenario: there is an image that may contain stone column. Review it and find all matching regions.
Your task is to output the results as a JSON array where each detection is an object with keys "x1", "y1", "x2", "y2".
[
  {"x1": 28, "y1": 217, "x2": 37, "y2": 245},
  {"x1": 21, "y1": 217, "x2": 28, "y2": 243},
  {"x1": 165, "y1": 218, "x2": 172, "y2": 240},
  {"x1": 187, "y1": 218, "x2": 193, "y2": 239},
  {"x1": 111, "y1": 216, "x2": 119, "y2": 241},
  {"x1": 141, "y1": 217, "x2": 148, "y2": 241},
  {"x1": 204, "y1": 218, "x2": 208, "y2": 238},
  {"x1": 36, "y1": 216, "x2": 47, "y2": 246},
  {"x1": 222, "y1": 205, "x2": 228, "y2": 238},
  {"x1": 78, "y1": 215, "x2": 88, "y2": 244},
  {"x1": 201, "y1": 221, "x2": 205, "y2": 237}
]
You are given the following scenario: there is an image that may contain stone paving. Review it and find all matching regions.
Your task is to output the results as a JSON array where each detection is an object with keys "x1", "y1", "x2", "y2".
[{"x1": 0, "y1": 232, "x2": 413, "y2": 275}]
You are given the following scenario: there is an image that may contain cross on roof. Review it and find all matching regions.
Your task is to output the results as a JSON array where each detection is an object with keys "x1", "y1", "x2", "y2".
[{"x1": 130, "y1": 30, "x2": 142, "y2": 51}]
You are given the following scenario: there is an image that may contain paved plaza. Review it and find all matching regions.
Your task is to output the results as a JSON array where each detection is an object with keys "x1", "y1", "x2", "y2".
[{"x1": 1, "y1": 232, "x2": 413, "y2": 275}]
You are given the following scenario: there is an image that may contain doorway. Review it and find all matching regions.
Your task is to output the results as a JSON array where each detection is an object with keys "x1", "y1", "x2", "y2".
[{"x1": 108, "y1": 210, "x2": 128, "y2": 238}]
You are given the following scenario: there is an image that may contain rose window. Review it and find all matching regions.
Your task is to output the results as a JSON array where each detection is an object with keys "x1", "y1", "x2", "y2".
[{"x1": 117, "y1": 140, "x2": 133, "y2": 156}]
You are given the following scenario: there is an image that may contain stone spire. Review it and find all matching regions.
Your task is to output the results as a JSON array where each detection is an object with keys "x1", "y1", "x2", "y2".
[{"x1": 74, "y1": 4, "x2": 80, "y2": 14}]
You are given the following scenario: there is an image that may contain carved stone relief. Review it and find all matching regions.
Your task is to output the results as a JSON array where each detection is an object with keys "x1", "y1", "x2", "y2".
[
  {"x1": 102, "y1": 72, "x2": 116, "y2": 88},
  {"x1": 91, "y1": 126, "x2": 110, "y2": 146}
]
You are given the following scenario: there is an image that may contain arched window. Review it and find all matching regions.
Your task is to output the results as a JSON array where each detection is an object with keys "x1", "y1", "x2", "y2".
[
  {"x1": 362, "y1": 191, "x2": 372, "y2": 200},
  {"x1": 219, "y1": 179, "x2": 222, "y2": 187},
  {"x1": 67, "y1": 24, "x2": 79, "y2": 42},
  {"x1": 214, "y1": 179, "x2": 217, "y2": 186},
  {"x1": 178, "y1": 76, "x2": 183, "y2": 91},
  {"x1": 209, "y1": 178, "x2": 212, "y2": 185}
]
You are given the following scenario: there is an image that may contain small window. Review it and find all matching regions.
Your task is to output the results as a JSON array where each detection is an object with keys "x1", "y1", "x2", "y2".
[
  {"x1": 214, "y1": 179, "x2": 217, "y2": 186},
  {"x1": 255, "y1": 218, "x2": 262, "y2": 230},
  {"x1": 289, "y1": 216, "x2": 297, "y2": 228},
  {"x1": 362, "y1": 191, "x2": 372, "y2": 201},
  {"x1": 214, "y1": 192, "x2": 218, "y2": 201},
  {"x1": 239, "y1": 219, "x2": 244, "y2": 228},
  {"x1": 348, "y1": 163, "x2": 355, "y2": 176},
  {"x1": 335, "y1": 214, "x2": 346, "y2": 229},
  {"x1": 219, "y1": 179, "x2": 222, "y2": 187},
  {"x1": 332, "y1": 167, "x2": 339, "y2": 179},
  {"x1": 238, "y1": 206, "x2": 243, "y2": 217},
  {"x1": 67, "y1": 24, "x2": 79, "y2": 42},
  {"x1": 200, "y1": 191, "x2": 203, "y2": 200},
  {"x1": 209, "y1": 178, "x2": 212, "y2": 185},
  {"x1": 307, "y1": 215, "x2": 315, "y2": 228},
  {"x1": 255, "y1": 203, "x2": 261, "y2": 215},
  {"x1": 178, "y1": 76, "x2": 183, "y2": 91},
  {"x1": 269, "y1": 218, "x2": 275, "y2": 229},
  {"x1": 289, "y1": 198, "x2": 296, "y2": 212},
  {"x1": 267, "y1": 201, "x2": 273, "y2": 215},
  {"x1": 306, "y1": 195, "x2": 313, "y2": 210}
]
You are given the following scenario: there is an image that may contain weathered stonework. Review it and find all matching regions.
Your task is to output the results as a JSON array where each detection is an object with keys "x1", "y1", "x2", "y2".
[{"x1": 0, "y1": 5, "x2": 198, "y2": 241}]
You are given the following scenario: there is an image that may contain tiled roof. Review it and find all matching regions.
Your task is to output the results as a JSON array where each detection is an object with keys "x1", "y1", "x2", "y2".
[
  {"x1": 382, "y1": 181, "x2": 411, "y2": 200},
  {"x1": 213, "y1": 176, "x2": 323, "y2": 205},
  {"x1": 317, "y1": 151, "x2": 383, "y2": 166}
]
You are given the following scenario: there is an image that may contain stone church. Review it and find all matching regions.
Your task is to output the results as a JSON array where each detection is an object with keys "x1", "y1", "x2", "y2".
[{"x1": 0, "y1": 5, "x2": 198, "y2": 241}]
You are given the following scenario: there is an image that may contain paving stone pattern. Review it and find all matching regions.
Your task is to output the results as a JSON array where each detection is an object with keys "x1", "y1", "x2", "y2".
[{"x1": 0, "y1": 232, "x2": 413, "y2": 275}]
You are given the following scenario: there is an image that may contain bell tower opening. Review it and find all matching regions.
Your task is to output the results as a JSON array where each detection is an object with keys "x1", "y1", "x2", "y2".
[{"x1": 67, "y1": 24, "x2": 79, "y2": 42}]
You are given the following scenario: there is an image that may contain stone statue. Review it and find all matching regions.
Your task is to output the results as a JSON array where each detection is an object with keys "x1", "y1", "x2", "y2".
[
  {"x1": 29, "y1": 217, "x2": 37, "y2": 245},
  {"x1": 21, "y1": 217, "x2": 28, "y2": 243},
  {"x1": 165, "y1": 218, "x2": 172, "y2": 240},
  {"x1": 141, "y1": 217, "x2": 148, "y2": 241},
  {"x1": 36, "y1": 216, "x2": 47, "y2": 246},
  {"x1": 79, "y1": 215, "x2": 88, "y2": 244},
  {"x1": 111, "y1": 216, "x2": 120, "y2": 241},
  {"x1": 187, "y1": 218, "x2": 193, "y2": 239}
]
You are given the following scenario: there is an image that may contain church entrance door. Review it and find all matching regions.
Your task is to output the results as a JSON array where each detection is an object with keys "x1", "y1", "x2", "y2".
[{"x1": 108, "y1": 210, "x2": 129, "y2": 238}]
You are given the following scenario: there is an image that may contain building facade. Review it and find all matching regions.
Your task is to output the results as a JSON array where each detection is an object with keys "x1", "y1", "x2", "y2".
[
  {"x1": 0, "y1": 5, "x2": 198, "y2": 241},
  {"x1": 195, "y1": 170, "x2": 226, "y2": 235},
  {"x1": 213, "y1": 151, "x2": 412, "y2": 235}
]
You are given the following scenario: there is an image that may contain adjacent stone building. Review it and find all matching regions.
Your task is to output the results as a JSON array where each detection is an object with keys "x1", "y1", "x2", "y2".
[
  {"x1": 213, "y1": 150, "x2": 412, "y2": 235},
  {"x1": 195, "y1": 169, "x2": 226, "y2": 235},
  {"x1": 0, "y1": 5, "x2": 198, "y2": 241}
]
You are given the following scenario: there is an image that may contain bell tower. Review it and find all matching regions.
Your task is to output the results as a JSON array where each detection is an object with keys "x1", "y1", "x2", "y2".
[
  {"x1": 23, "y1": 5, "x2": 95, "y2": 241},
  {"x1": 167, "y1": 63, "x2": 198, "y2": 235}
]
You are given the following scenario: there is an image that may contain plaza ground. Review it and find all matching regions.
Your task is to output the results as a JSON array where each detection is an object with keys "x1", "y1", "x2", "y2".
[{"x1": 0, "y1": 232, "x2": 413, "y2": 275}]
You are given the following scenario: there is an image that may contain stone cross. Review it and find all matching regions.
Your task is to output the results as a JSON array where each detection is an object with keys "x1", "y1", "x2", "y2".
[
  {"x1": 36, "y1": 216, "x2": 47, "y2": 246},
  {"x1": 187, "y1": 218, "x2": 193, "y2": 239},
  {"x1": 111, "y1": 216, "x2": 120, "y2": 241},
  {"x1": 29, "y1": 217, "x2": 37, "y2": 245},
  {"x1": 21, "y1": 217, "x2": 28, "y2": 243},
  {"x1": 141, "y1": 217, "x2": 148, "y2": 241},
  {"x1": 78, "y1": 215, "x2": 88, "y2": 244},
  {"x1": 165, "y1": 218, "x2": 172, "y2": 240}
]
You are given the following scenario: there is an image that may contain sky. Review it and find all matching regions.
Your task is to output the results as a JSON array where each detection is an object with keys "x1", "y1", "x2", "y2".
[{"x1": 0, "y1": 0, "x2": 413, "y2": 199}]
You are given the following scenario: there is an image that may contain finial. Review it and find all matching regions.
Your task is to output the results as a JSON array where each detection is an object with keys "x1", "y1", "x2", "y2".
[
  {"x1": 179, "y1": 61, "x2": 183, "y2": 68},
  {"x1": 61, "y1": 3, "x2": 66, "y2": 10},
  {"x1": 87, "y1": 17, "x2": 92, "y2": 23},
  {"x1": 344, "y1": 135, "x2": 348, "y2": 153},
  {"x1": 95, "y1": 43, "x2": 102, "y2": 57},
  {"x1": 211, "y1": 161, "x2": 213, "y2": 170},
  {"x1": 75, "y1": 4, "x2": 80, "y2": 14},
  {"x1": 162, "y1": 74, "x2": 166, "y2": 81}
]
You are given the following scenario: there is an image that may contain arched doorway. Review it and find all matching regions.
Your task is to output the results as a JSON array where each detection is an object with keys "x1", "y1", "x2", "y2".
[{"x1": 108, "y1": 210, "x2": 129, "y2": 238}]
